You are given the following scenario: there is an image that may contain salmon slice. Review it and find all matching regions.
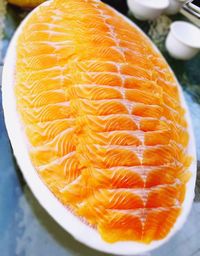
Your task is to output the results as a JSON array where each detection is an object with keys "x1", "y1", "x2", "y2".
[
  {"x1": 79, "y1": 130, "x2": 142, "y2": 146},
  {"x1": 157, "y1": 79, "x2": 179, "y2": 100},
  {"x1": 76, "y1": 115, "x2": 138, "y2": 132},
  {"x1": 15, "y1": 0, "x2": 191, "y2": 244},
  {"x1": 70, "y1": 99, "x2": 129, "y2": 116},
  {"x1": 77, "y1": 189, "x2": 144, "y2": 225},
  {"x1": 19, "y1": 103, "x2": 72, "y2": 124},
  {"x1": 139, "y1": 119, "x2": 169, "y2": 131},
  {"x1": 30, "y1": 128, "x2": 76, "y2": 165},
  {"x1": 98, "y1": 210, "x2": 143, "y2": 242},
  {"x1": 143, "y1": 143, "x2": 186, "y2": 166},
  {"x1": 70, "y1": 61, "x2": 118, "y2": 73},
  {"x1": 139, "y1": 119, "x2": 189, "y2": 148},
  {"x1": 81, "y1": 167, "x2": 145, "y2": 189},
  {"x1": 78, "y1": 184, "x2": 185, "y2": 225},
  {"x1": 77, "y1": 144, "x2": 141, "y2": 168},
  {"x1": 124, "y1": 77, "x2": 157, "y2": 90},
  {"x1": 15, "y1": 70, "x2": 70, "y2": 96},
  {"x1": 146, "y1": 184, "x2": 185, "y2": 208},
  {"x1": 144, "y1": 130, "x2": 173, "y2": 146},
  {"x1": 18, "y1": 42, "x2": 75, "y2": 59},
  {"x1": 143, "y1": 207, "x2": 181, "y2": 243},
  {"x1": 70, "y1": 71, "x2": 124, "y2": 87},
  {"x1": 39, "y1": 153, "x2": 81, "y2": 186},
  {"x1": 125, "y1": 89, "x2": 162, "y2": 105},
  {"x1": 17, "y1": 90, "x2": 66, "y2": 108},
  {"x1": 19, "y1": 29, "x2": 73, "y2": 43},
  {"x1": 132, "y1": 104, "x2": 163, "y2": 118},
  {"x1": 121, "y1": 65, "x2": 151, "y2": 80},
  {"x1": 25, "y1": 119, "x2": 75, "y2": 146},
  {"x1": 98, "y1": 207, "x2": 181, "y2": 243},
  {"x1": 146, "y1": 166, "x2": 191, "y2": 187},
  {"x1": 17, "y1": 53, "x2": 74, "y2": 70},
  {"x1": 145, "y1": 127, "x2": 189, "y2": 147},
  {"x1": 78, "y1": 47, "x2": 125, "y2": 62},
  {"x1": 68, "y1": 85, "x2": 123, "y2": 100},
  {"x1": 163, "y1": 93, "x2": 185, "y2": 115}
]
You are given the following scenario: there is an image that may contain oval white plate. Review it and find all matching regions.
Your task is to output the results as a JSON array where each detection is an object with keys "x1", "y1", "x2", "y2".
[{"x1": 2, "y1": 1, "x2": 197, "y2": 255}]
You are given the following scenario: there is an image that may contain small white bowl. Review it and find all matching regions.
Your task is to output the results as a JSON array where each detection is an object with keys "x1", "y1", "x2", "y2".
[
  {"x1": 166, "y1": 21, "x2": 200, "y2": 60},
  {"x1": 127, "y1": 0, "x2": 169, "y2": 20},
  {"x1": 165, "y1": 0, "x2": 186, "y2": 15}
]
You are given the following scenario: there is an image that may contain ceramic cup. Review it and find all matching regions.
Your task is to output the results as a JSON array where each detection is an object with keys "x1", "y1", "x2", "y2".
[
  {"x1": 166, "y1": 21, "x2": 200, "y2": 60},
  {"x1": 165, "y1": 0, "x2": 186, "y2": 15},
  {"x1": 127, "y1": 0, "x2": 169, "y2": 20}
]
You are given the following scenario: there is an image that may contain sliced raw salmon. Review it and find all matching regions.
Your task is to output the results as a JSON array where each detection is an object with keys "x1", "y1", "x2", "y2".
[
  {"x1": 15, "y1": 0, "x2": 191, "y2": 244},
  {"x1": 25, "y1": 119, "x2": 75, "y2": 146}
]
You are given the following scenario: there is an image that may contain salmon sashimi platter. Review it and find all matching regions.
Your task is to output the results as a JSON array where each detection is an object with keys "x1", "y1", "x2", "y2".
[{"x1": 2, "y1": 0, "x2": 197, "y2": 254}]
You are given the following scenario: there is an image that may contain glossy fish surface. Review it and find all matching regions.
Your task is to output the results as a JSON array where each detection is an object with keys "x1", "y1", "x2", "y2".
[{"x1": 12, "y1": 0, "x2": 193, "y2": 246}]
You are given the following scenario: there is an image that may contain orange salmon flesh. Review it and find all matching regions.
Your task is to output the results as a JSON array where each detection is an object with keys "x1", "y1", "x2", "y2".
[{"x1": 15, "y1": 0, "x2": 192, "y2": 243}]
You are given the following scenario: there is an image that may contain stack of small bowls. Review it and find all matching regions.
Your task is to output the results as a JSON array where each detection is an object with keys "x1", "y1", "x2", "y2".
[{"x1": 127, "y1": 0, "x2": 200, "y2": 60}]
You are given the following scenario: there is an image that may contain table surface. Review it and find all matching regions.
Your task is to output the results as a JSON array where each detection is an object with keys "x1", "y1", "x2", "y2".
[{"x1": 0, "y1": 2, "x2": 200, "y2": 256}]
